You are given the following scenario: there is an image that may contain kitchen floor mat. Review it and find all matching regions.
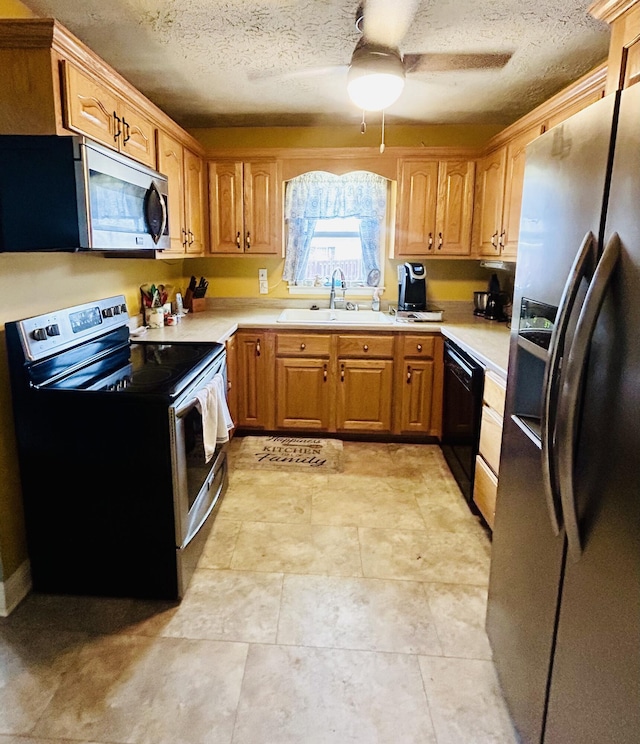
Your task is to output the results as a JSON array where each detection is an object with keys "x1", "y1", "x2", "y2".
[{"x1": 234, "y1": 436, "x2": 343, "y2": 473}]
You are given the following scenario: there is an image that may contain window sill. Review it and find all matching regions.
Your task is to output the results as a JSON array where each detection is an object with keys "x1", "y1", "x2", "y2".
[{"x1": 288, "y1": 285, "x2": 386, "y2": 297}]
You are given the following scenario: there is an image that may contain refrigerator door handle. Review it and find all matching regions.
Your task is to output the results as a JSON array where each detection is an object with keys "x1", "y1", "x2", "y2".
[
  {"x1": 541, "y1": 231, "x2": 598, "y2": 535},
  {"x1": 556, "y1": 233, "x2": 621, "y2": 562}
]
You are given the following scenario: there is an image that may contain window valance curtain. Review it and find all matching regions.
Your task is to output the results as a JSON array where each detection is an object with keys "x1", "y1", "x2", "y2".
[{"x1": 283, "y1": 171, "x2": 388, "y2": 284}]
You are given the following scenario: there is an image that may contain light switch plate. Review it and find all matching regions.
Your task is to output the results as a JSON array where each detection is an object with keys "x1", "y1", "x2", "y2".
[{"x1": 258, "y1": 268, "x2": 267, "y2": 281}]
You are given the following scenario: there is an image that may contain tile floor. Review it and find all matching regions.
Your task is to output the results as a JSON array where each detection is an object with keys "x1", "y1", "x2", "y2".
[{"x1": 0, "y1": 438, "x2": 519, "y2": 744}]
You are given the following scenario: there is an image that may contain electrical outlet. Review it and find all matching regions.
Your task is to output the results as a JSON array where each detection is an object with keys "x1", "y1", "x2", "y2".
[
  {"x1": 258, "y1": 268, "x2": 267, "y2": 281},
  {"x1": 259, "y1": 280, "x2": 268, "y2": 294}
]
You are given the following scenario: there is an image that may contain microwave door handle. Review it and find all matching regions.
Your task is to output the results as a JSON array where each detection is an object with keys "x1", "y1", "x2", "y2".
[
  {"x1": 541, "y1": 230, "x2": 597, "y2": 536},
  {"x1": 159, "y1": 190, "x2": 168, "y2": 241},
  {"x1": 556, "y1": 233, "x2": 621, "y2": 562}
]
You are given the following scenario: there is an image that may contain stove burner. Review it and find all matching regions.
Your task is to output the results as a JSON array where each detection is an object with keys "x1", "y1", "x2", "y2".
[{"x1": 129, "y1": 366, "x2": 174, "y2": 389}]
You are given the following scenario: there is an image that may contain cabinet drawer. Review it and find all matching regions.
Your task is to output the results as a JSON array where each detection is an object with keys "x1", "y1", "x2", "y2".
[
  {"x1": 401, "y1": 334, "x2": 436, "y2": 359},
  {"x1": 474, "y1": 455, "x2": 498, "y2": 529},
  {"x1": 479, "y1": 404, "x2": 503, "y2": 475},
  {"x1": 337, "y1": 334, "x2": 394, "y2": 358},
  {"x1": 483, "y1": 370, "x2": 506, "y2": 417},
  {"x1": 276, "y1": 333, "x2": 331, "y2": 356}
]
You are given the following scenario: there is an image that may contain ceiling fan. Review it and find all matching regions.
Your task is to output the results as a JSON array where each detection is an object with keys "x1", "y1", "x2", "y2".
[{"x1": 347, "y1": 0, "x2": 513, "y2": 111}]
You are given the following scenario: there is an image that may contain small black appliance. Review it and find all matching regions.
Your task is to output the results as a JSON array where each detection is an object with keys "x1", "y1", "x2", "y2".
[{"x1": 398, "y1": 262, "x2": 427, "y2": 312}]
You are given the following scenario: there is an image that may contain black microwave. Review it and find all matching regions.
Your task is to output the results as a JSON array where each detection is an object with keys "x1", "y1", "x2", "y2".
[{"x1": 0, "y1": 135, "x2": 169, "y2": 253}]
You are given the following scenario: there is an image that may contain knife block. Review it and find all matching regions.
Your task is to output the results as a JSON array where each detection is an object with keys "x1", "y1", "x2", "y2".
[{"x1": 183, "y1": 292, "x2": 204, "y2": 314}]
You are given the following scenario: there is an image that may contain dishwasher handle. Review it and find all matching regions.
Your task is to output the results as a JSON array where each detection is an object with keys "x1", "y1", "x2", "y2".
[{"x1": 444, "y1": 342, "x2": 481, "y2": 392}]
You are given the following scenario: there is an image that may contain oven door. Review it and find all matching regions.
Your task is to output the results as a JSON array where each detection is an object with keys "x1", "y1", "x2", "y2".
[{"x1": 170, "y1": 352, "x2": 228, "y2": 553}]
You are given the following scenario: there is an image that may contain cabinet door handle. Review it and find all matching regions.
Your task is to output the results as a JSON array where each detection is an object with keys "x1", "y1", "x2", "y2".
[
  {"x1": 188, "y1": 230, "x2": 194, "y2": 246},
  {"x1": 245, "y1": 231, "x2": 251, "y2": 250},
  {"x1": 255, "y1": 339, "x2": 261, "y2": 357},
  {"x1": 300, "y1": 343, "x2": 306, "y2": 350},
  {"x1": 428, "y1": 232, "x2": 433, "y2": 248},
  {"x1": 113, "y1": 112, "x2": 122, "y2": 141},
  {"x1": 417, "y1": 344, "x2": 422, "y2": 352},
  {"x1": 490, "y1": 231, "x2": 498, "y2": 247},
  {"x1": 438, "y1": 232, "x2": 443, "y2": 249},
  {"x1": 323, "y1": 363, "x2": 327, "y2": 382},
  {"x1": 340, "y1": 363, "x2": 345, "y2": 382},
  {"x1": 499, "y1": 229, "x2": 506, "y2": 248},
  {"x1": 123, "y1": 118, "x2": 131, "y2": 143},
  {"x1": 407, "y1": 365, "x2": 412, "y2": 383},
  {"x1": 236, "y1": 232, "x2": 242, "y2": 249},
  {"x1": 363, "y1": 344, "x2": 369, "y2": 352},
  {"x1": 181, "y1": 228, "x2": 188, "y2": 246}
]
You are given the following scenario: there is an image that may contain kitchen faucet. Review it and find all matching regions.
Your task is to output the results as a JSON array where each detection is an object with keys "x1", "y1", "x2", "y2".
[{"x1": 329, "y1": 268, "x2": 346, "y2": 309}]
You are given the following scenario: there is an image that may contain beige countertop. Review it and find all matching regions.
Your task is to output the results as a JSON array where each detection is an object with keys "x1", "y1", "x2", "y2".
[{"x1": 134, "y1": 301, "x2": 512, "y2": 379}]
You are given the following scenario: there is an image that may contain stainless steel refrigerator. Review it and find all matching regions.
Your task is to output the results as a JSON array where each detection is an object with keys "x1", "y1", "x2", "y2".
[{"x1": 486, "y1": 83, "x2": 640, "y2": 744}]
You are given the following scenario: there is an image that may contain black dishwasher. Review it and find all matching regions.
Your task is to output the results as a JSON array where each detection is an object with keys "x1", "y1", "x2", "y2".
[{"x1": 441, "y1": 339, "x2": 484, "y2": 507}]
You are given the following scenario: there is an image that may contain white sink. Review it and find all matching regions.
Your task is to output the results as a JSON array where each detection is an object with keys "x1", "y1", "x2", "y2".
[{"x1": 277, "y1": 308, "x2": 393, "y2": 325}]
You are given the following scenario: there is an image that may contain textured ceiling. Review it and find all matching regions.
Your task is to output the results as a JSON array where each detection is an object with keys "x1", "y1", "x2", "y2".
[{"x1": 21, "y1": 0, "x2": 610, "y2": 129}]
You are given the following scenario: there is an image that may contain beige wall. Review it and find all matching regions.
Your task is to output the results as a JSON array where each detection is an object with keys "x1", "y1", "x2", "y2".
[{"x1": 0, "y1": 0, "x2": 34, "y2": 17}]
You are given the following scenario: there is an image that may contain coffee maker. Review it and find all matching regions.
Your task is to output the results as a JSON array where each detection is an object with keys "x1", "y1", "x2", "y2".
[{"x1": 398, "y1": 262, "x2": 427, "y2": 312}]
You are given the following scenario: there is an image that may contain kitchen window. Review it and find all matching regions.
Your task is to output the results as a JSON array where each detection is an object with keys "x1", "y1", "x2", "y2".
[{"x1": 283, "y1": 171, "x2": 390, "y2": 291}]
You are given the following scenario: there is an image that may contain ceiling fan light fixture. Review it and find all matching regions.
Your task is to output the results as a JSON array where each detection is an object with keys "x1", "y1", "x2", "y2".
[{"x1": 347, "y1": 44, "x2": 405, "y2": 112}]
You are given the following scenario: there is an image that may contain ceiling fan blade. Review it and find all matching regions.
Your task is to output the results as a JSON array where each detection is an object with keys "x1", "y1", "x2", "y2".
[
  {"x1": 404, "y1": 52, "x2": 513, "y2": 74},
  {"x1": 247, "y1": 65, "x2": 347, "y2": 82},
  {"x1": 361, "y1": 0, "x2": 420, "y2": 48}
]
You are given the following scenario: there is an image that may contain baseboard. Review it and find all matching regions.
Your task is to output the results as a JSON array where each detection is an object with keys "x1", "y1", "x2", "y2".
[{"x1": 0, "y1": 559, "x2": 31, "y2": 616}]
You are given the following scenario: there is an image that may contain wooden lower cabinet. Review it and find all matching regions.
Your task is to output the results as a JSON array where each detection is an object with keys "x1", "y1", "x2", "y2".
[
  {"x1": 235, "y1": 329, "x2": 443, "y2": 437},
  {"x1": 473, "y1": 370, "x2": 507, "y2": 529},
  {"x1": 235, "y1": 330, "x2": 273, "y2": 429},
  {"x1": 394, "y1": 334, "x2": 444, "y2": 436},
  {"x1": 276, "y1": 357, "x2": 332, "y2": 429},
  {"x1": 336, "y1": 358, "x2": 394, "y2": 432}
]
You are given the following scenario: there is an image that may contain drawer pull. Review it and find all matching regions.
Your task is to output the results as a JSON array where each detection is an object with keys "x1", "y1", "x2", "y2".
[
  {"x1": 363, "y1": 344, "x2": 369, "y2": 352},
  {"x1": 300, "y1": 342, "x2": 306, "y2": 350},
  {"x1": 416, "y1": 344, "x2": 422, "y2": 352}
]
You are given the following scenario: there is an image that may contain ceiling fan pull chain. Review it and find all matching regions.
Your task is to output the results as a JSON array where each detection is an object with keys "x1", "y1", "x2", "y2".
[
  {"x1": 380, "y1": 110, "x2": 386, "y2": 154},
  {"x1": 360, "y1": 111, "x2": 367, "y2": 134}
]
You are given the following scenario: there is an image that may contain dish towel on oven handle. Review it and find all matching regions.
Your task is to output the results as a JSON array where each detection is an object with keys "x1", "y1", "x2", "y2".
[{"x1": 194, "y1": 373, "x2": 234, "y2": 462}]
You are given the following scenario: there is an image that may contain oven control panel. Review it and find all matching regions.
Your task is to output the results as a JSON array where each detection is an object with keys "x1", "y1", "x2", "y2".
[{"x1": 17, "y1": 295, "x2": 130, "y2": 361}]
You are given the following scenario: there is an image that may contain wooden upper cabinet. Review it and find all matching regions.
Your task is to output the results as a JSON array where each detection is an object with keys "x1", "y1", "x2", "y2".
[
  {"x1": 156, "y1": 130, "x2": 206, "y2": 256},
  {"x1": 183, "y1": 148, "x2": 206, "y2": 255},
  {"x1": 63, "y1": 62, "x2": 156, "y2": 168},
  {"x1": 208, "y1": 160, "x2": 281, "y2": 255},
  {"x1": 501, "y1": 128, "x2": 539, "y2": 257},
  {"x1": 156, "y1": 130, "x2": 185, "y2": 254},
  {"x1": 435, "y1": 160, "x2": 475, "y2": 255},
  {"x1": 396, "y1": 159, "x2": 474, "y2": 257},
  {"x1": 396, "y1": 160, "x2": 438, "y2": 256},
  {"x1": 590, "y1": 0, "x2": 640, "y2": 92},
  {"x1": 473, "y1": 148, "x2": 507, "y2": 256},
  {"x1": 472, "y1": 128, "x2": 539, "y2": 260}
]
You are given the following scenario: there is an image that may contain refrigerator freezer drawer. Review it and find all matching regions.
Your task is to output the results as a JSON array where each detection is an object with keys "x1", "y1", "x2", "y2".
[{"x1": 474, "y1": 454, "x2": 498, "y2": 529}]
